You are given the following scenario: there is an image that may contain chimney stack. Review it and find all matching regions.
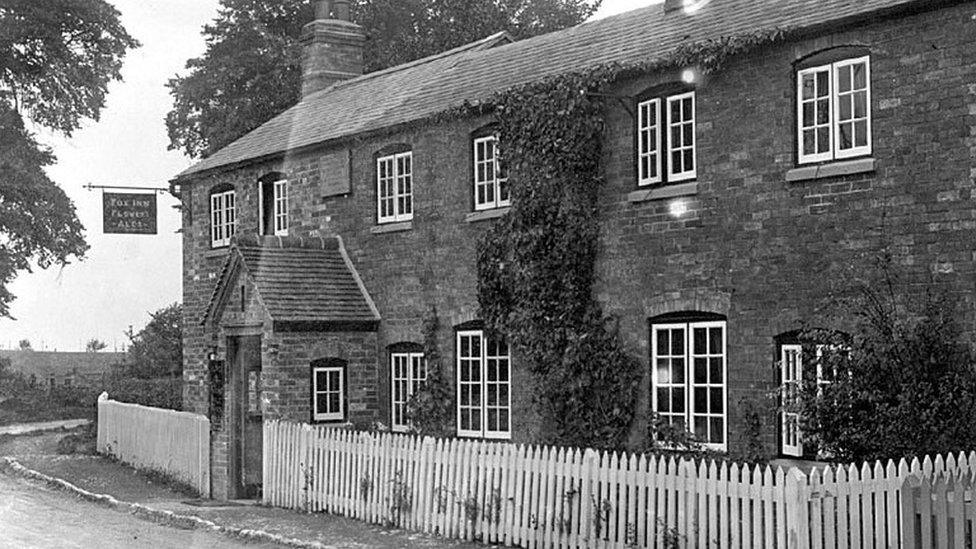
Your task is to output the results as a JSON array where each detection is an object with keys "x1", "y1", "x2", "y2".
[
  {"x1": 301, "y1": 0, "x2": 366, "y2": 98},
  {"x1": 664, "y1": 0, "x2": 684, "y2": 13}
]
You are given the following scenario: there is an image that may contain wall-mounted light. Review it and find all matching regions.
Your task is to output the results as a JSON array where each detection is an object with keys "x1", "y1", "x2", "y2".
[
  {"x1": 681, "y1": 69, "x2": 697, "y2": 84},
  {"x1": 669, "y1": 199, "x2": 689, "y2": 218}
]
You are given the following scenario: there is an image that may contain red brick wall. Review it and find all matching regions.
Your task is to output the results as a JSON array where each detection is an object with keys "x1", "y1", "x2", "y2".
[{"x1": 181, "y1": 0, "x2": 976, "y2": 474}]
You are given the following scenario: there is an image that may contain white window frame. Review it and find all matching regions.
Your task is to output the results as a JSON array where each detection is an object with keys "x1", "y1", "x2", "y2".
[
  {"x1": 376, "y1": 151, "x2": 413, "y2": 224},
  {"x1": 473, "y1": 136, "x2": 510, "y2": 211},
  {"x1": 651, "y1": 320, "x2": 727, "y2": 451},
  {"x1": 259, "y1": 178, "x2": 288, "y2": 236},
  {"x1": 312, "y1": 364, "x2": 344, "y2": 422},
  {"x1": 797, "y1": 56, "x2": 871, "y2": 165},
  {"x1": 638, "y1": 91, "x2": 696, "y2": 186},
  {"x1": 456, "y1": 330, "x2": 511, "y2": 440},
  {"x1": 780, "y1": 344, "x2": 803, "y2": 457},
  {"x1": 391, "y1": 350, "x2": 426, "y2": 433},
  {"x1": 210, "y1": 189, "x2": 236, "y2": 248}
]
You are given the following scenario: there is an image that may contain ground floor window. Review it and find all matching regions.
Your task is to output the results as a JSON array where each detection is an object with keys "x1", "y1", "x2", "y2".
[
  {"x1": 311, "y1": 359, "x2": 345, "y2": 422},
  {"x1": 780, "y1": 343, "x2": 803, "y2": 457},
  {"x1": 456, "y1": 329, "x2": 511, "y2": 439},
  {"x1": 651, "y1": 317, "x2": 726, "y2": 450},
  {"x1": 391, "y1": 348, "x2": 426, "y2": 432}
]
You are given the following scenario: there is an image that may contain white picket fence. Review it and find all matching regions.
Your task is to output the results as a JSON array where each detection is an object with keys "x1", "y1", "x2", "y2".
[
  {"x1": 263, "y1": 420, "x2": 976, "y2": 548},
  {"x1": 901, "y1": 471, "x2": 976, "y2": 548},
  {"x1": 96, "y1": 393, "x2": 210, "y2": 497}
]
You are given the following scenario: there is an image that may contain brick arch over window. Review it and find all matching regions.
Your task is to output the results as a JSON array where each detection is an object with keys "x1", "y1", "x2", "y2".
[
  {"x1": 640, "y1": 290, "x2": 732, "y2": 319},
  {"x1": 793, "y1": 44, "x2": 871, "y2": 69}
]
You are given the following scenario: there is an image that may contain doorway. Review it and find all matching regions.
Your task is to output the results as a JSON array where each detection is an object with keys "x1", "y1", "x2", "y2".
[{"x1": 227, "y1": 335, "x2": 263, "y2": 499}]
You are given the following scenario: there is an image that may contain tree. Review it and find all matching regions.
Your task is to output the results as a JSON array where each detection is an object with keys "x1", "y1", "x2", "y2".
[
  {"x1": 166, "y1": 0, "x2": 601, "y2": 158},
  {"x1": 0, "y1": 1, "x2": 139, "y2": 317},
  {"x1": 17, "y1": 339, "x2": 31, "y2": 351},
  {"x1": 85, "y1": 338, "x2": 107, "y2": 352},
  {"x1": 796, "y1": 263, "x2": 976, "y2": 462},
  {"x1": 124, "y1": 303, "x2": 182, "y2": 379}
]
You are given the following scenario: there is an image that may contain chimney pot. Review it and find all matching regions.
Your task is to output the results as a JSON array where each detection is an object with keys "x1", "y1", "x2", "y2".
[
  {"x1": 664, "y1": 0, "x2": 684, "y2": 12},
  {"x1": 314, "y1": 0, "x2": 331, "y2": 20},
  {"x1": 333, "y1": 0, "x2": 351, "y2": 21}
]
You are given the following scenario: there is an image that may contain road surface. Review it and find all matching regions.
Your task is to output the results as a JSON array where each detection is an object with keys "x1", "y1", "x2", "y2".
[{"x1": 0, "y1": 474, "x2": 283, "y2": 548}]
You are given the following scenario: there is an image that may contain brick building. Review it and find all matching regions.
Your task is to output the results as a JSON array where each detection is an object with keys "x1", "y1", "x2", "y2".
[{"x1": 172, "y1": 0, "x2": 976, "y2": 498}]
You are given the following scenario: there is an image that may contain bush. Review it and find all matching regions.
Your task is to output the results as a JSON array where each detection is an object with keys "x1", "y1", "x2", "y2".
[
  {"x1": 798, "y1": 273, "x2": 976, "y2": 462},
  {"x1": 104, "y1": 377, "x2": 182, "y2": 410}
]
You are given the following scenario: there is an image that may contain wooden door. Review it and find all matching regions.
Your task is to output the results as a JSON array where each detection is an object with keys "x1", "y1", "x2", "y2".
[{"x1": 230, "y1": 335, "x2": 263, "y2": 498}]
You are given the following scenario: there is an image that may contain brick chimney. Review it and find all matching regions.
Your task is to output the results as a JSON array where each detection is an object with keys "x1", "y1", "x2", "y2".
[
  {"x1": 301, "y1": 0, "x2": 366, "y2": 98},
  {"x1": 664, "y1": 0, "x2": 684, "y2": 12}
]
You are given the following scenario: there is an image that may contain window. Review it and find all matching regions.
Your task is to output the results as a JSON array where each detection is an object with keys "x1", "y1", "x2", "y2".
[
  {"x1": 651, "y1": 318, "x2": 726, "y2": 450},
  {"x1": 473, "y1": 136, "x2": 509, "y2": 211},
  {"x1": 457, "y1": 330, "x2": 511, "y2": 439},
  {"x1": 797, "y1": 56, "x2": 871, "y2": 164},
  {"x1": 780, "y1": 344, "x2": 803, "y2": 457},
  {"x1": 390, "y1": 349, "x2": 426, "y2": 432},
  {"x1": 311, "y1": 359, "x2": 345, "y2": 422},
  {"x1": 637, "y1": 90, "x2": 696, "y2": 186},
  {"x1": 259, "y1": 176, "x2": 288, "y2": 236},
  {"x1": 210, "y1": 188, "x2": 236, "y2": 247},
  {"x1": 377, "y1": 151, "x2": 413, "y2": 223}
]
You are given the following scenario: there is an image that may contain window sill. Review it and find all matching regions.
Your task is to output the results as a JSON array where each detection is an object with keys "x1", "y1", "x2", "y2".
[
  {"x1": 204, "y1": 247, "x2": 230, "y2": 259},
  {"x1": 371, "y1": 221, "x2": 413, "y2": 234},
  {"x1": 786, "y1": 157, "x2": 875, "y2": 182},
  {"x1": 627, "y1": 181, "x2": 698, "y2": 203},
  {"x1": 465, "y1": 207, "x2": 510, "y2": 223}
]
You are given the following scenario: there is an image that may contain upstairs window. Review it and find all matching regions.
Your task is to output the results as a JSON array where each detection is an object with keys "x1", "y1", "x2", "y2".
[
  {"x1": 210, "y1": 188, "x2": 236, "y2": 248},
  {"x1": 377, "y1": 151, "x2": 413, "y2": 224},
  {"x1": 797, "y1": 55, "x2": 871, "y2": 164},
  {"x1": 637, "y1": 90, "x2": 696, "y2": 186},
  {"x1": 390, "y1": 345, "x2": 426, "y2": 433},
  {"x1": 473, "y1": 136, "x2": 509, "y2": 211},
  {"x1": 457, "y1": 328, "x2": 511, "y2": 440},
  {"x1": 311, "y1": 358, "x2": 345, "y2": 422},
  {"x1": 259, "y1": 175, "x2": 288, "y2": 236}
]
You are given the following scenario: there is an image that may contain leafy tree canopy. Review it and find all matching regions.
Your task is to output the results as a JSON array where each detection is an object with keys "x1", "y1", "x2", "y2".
[
  {"x1": 166, "y1": 0, "x2": 601, "y2": 158},
  {"x1": 0, "y1": 0, "x2": 139, "y2": 317},
  {"x1": 124, "y1": 303, "x2": 182, "y2": 379}
]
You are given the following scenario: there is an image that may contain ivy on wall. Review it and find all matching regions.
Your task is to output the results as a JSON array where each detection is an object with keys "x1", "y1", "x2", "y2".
[{"x1": 472, "y1": 29, "x2": 791, "y2": 451}]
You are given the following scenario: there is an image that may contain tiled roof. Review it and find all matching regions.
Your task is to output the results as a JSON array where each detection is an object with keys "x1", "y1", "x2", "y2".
[
  {"x1": 176, "y1": 0, "x2": 929, "y2": 179},
  {"x1": 202, "y1": 235, "x2": 380, "y2": 328},
  {"x1": 0, "y1": 350, "x2": 125, "y2": 377}
]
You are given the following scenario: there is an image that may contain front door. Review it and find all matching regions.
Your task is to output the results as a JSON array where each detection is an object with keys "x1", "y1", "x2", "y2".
[
  {"x1": 780, "y1": 344, "x2": 803, "y2": 457},
  {"x1": 229, "y1": 335, "x2": 263, "y2": 498}
]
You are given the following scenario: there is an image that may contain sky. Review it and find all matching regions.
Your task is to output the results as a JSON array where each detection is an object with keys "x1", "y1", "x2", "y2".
[{"x1": 0, "y1": 0, "x2": 654, "y2": 352}]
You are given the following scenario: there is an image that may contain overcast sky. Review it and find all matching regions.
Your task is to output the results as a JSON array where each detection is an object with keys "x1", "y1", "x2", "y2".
[{"x1": 0, "y1": 0, "x2": 654, "y2": 352}]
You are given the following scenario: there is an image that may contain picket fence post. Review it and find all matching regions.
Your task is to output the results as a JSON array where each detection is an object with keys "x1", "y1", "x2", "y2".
[{"x1": 783, "y1": 467, "x2": 809, "y2": 549}]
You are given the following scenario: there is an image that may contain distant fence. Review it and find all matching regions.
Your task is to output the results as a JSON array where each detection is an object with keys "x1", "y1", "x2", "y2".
[
  {"x1": 901, "y1": 471, "x2": 976, "y2": 548},
  {"x1": 264, "y1": 420, "x2": 976, "y2": 548},
  {"x1": 96, "y1": 393, "x2": 210, "y2": 497}
]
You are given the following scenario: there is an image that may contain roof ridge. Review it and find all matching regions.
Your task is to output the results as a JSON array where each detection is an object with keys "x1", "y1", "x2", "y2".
[{"x1": 307, "y1": 30, "x2": 513, "y2": 99}]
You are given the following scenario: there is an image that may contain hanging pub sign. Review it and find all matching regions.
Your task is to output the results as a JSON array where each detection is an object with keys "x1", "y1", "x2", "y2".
[{"x1": 103, "y1": 192, "x2": 157, "y2": 234}]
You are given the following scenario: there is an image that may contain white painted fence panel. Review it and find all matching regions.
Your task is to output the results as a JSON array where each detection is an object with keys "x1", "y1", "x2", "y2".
[
  {"x1": 263, "y1": 420, "x2": 976, "y2": 548},
  {"x1": 97, "y1": 392, "x2": 210, "y2": 497}
]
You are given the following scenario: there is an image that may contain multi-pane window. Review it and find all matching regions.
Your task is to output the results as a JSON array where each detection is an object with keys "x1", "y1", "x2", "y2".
[
  {"x1": 312, "y1": 362, "x2": 344, "y2": 422},
  {"x1": 377, "y1": 151, "x2": 413, "y2": 223},
  {"x1": 457, "y1": 330, "x2": 511, "y2": 439},
  {"x1": 651, "y1": 320, "x2": 726, "y2": 450},
  {"x1": 637, "y1": 91, "x2": 696, "y2": 186},
  {"x1": 391, "y1": 351, "x2": 426, "y2": 432},
  {"x1": 780, "y1": 344, "x2": 803, "y2": 457},
  {"x1": 797, "y1": 56, "x2": 871, "y2": 164},
  {"x1": 210, "y1": 189, "x2": 236, "y2": 248},
  {"x1": 260, "y1": 178, "x2": 288, "y2": 236},
  {"x1": 473, "y1": 136, "x2": 509, "y2": 211}
]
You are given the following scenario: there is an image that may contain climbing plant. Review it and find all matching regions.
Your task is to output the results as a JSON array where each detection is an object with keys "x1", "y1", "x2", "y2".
[
  {"x1": 405, "y1": 307, "x2": 455, "y2": 437},
  {"x1": 474, "y1": 28, "x2": 791, "y2": 451}
]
